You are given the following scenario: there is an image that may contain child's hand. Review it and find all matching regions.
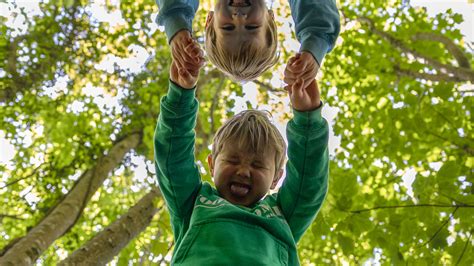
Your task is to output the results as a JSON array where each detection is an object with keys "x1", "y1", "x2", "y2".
[
  {"x1": 170, "y1": 30, "x2": 204, "y2": 71},
  {"x1": 283, "y1": 52, "x2": 319, "y2": 90},
  {"x1": 286, "y1": 78, "x2": 321, "y2": 112},
  {"x1": 170, "y1": 58, "x2": 201, "y2": 89},
  {"x1": 169, "y1": 31, "x2": 205, "y2": 89}
]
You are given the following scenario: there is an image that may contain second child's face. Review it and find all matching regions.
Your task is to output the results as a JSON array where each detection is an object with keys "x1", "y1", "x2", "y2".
[
  {"x1": 208, "y1": 0, "x2": 270, "y2": 51},
  {"x1": 208, "y1": 142, "x2": 282, "y2": 207}
]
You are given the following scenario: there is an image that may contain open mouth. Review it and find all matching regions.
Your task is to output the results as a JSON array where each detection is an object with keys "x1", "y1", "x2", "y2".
[
  {"x1": 229, "y1": 0, "x2": 251, "y2": 7},
  {"x1": 230, "y1": 182, "x2": 251, "y2": 197}
]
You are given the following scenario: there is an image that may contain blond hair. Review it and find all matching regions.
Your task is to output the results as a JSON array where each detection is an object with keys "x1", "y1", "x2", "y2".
[
  {"x1": 205, "y1": 14, "x2": 279, "y2": 82},
  {"x1": 211, "y1": 110, "x2": 286, "y2": 172}
]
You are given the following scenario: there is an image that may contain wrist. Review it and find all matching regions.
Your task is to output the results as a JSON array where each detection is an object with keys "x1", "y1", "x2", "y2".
[
  {"x1": 170, "y1": 29, "x2": 191, "y2": 44},
  {"x1": 170, "y1": 78, "x2": 195, "y2": 90}
]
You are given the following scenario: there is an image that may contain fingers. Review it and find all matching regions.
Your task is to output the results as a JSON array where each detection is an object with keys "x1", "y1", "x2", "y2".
[
  {"x1": 171, "y1": 38, "x2": 205, "y2": 80},
  {"x1": 292, "y1": 78, "x2": 305, "y2": 93},
  {"x1": 185, "y1": 41, "x2": 204, "y2": 58},
  {"x1": 287, "y1": 55, "x2": 299, "y2": 68},
  {"x1": 178, "y1": 68, "x2": 191, "y2": 80},
  {"x1": 284, "y1": 84, "x2": 292, "y2": 93}
]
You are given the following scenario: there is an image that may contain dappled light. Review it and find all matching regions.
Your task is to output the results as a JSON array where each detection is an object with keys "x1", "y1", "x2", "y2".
[{"x1": 0, "y1": 0, "x2": 473, "y2": 264}]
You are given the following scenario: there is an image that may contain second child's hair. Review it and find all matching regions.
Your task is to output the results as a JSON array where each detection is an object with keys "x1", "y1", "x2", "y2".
[
  {"x1": 205, "y1": 15, "x2": 279, "y2": 82},
  {"x1": 211, "y1": 110, "x2": 286, "y2": 172}
]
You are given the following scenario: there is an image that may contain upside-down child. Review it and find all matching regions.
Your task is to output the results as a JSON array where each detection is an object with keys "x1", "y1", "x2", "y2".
[
  {"x1": 156, "y1": 0, "x2": 340, "y2": 82},
  {"x1": 154, "y1": 35, "x2": 329, "y2": 265}
]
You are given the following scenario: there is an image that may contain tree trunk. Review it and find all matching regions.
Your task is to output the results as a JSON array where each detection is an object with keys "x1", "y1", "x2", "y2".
[
  {"x1": 0, "y1": 133, "x2": 141, "y2": 266},
  {"x1": 59, "y1": 189, "x2": 161, "y2": 266}
]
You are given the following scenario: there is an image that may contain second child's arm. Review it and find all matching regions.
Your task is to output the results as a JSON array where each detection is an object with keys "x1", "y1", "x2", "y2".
[
  {"x1": 155, "y1": 0, "x2": 199, "y2": 43},
  {"x1": 288, "y1": 0, "x2": 340, "y2": 66}
]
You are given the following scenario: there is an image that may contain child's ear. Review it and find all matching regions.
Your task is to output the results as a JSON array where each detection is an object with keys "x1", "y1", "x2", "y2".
[
  {"x1": 205, "y1": 11, "x2": 214, "y2": 29},
  {"x1": 268, "y1": 10, "x2": 274, "y2": 20},
  {"x1": 207, "y1": 154, "x2": 214, "y2": 176},
  {"x1": 270, "y1": 169, "x2": 283, "y2": 189}
]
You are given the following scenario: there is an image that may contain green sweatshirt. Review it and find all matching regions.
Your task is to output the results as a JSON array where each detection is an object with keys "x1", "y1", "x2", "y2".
[
  {"x1": 154, "y1": 82, "x2": 329, "y2": 265},
  {"x1": 155, "y1": 0, "x2": 340, "y2": 65}
]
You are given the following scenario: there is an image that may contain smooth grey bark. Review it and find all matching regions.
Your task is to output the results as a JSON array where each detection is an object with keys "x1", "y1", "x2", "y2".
[
  {"x1": 59, "y1": 189, "x2": 161, "y2": 266},
  {"x1": 0, "y1": 133, "x2": 141, "y2": 266}
]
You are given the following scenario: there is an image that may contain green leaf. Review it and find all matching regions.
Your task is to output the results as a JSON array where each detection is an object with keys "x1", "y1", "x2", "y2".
[{"x1": 337, "y1": 234, "x2": 354, "y2": 255}]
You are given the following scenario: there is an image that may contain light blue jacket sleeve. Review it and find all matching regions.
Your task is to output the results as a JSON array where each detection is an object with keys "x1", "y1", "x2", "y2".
[
  {"x1": 155, "y1": 0, "x2": 199, "y2": 43},
  {"x1": 289, "y1": 0, "x2": 340, "y2": 65}
]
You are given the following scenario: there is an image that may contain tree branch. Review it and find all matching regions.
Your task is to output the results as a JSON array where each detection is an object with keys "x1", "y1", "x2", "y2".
[
  {"x1": 58, "y1": 189, "x2": 161, "y2": 265},
  {"x1": 158, "y1": 242, "x2": 175, "y2": 265},
  {"x1": 394, "y1": 66, "x2": 464, "y2": 82},
  {"x1": 253, "y1": 80, "x2": 285, "y2": 94},
  {"x1": 456, "y1": 231, "x2": 472, "y2": 265},
  {"x1": 350, "y1": 204, "x2": 473, "y2": 214},
  {"x1": 0, "y1": 165, "x2": 42, "y2": 189},
  {"x1": 358, "y1": 16, "x2": 474, "y2": 82},
  {"x1": 412, "y1": 32, "x2": 471, "y2": 69},
  {"x1": 419, "y1": 207, "x2": 459, "y2": 247},
  {"x1": 195, "y1": 70, "x2": 226, "y2": 155},
  {"x1": 0, "y1": 132, "x2": 142, "y2": 265},
  {"x1": 0, "y1": 214, "x2": 25, "y2": 221}
]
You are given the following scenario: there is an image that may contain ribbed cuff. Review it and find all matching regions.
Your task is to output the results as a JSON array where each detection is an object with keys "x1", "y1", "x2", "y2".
[
  {"x1": 163, "y1": 15, "x2": 192, "y2": 43},
  {"x1": 167, "y1": 80, "x2": 196, "y2": 104},
  {"x1": 300, "y1": 34, "x2": 329, "y2": 66},
  {"x1": 292, "y1": 102, "x2": 324, "y2": 127}
]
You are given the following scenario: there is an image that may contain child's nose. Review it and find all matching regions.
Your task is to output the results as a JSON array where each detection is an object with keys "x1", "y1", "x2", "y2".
[
  {"x1": 232, "y1": 11, "x2": 247, "y2": 20},
  {"x1": 236, "y1": 165, "x2": 250, "y2": 178}
]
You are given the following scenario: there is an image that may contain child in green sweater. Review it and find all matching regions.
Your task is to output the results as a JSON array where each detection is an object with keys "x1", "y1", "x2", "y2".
[
  {"x1": 156, "y1": 0, "x2": 340, "y2": 82},
  {"x1": 154, "y1": 36, "x2": 329, "y2": 265}
]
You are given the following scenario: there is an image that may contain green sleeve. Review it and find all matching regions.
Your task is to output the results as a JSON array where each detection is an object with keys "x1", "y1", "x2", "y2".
[
  {"x1": 155, "y1": 0, "x2": 199, "y2": 42},
  {"x1": 289, "y1": 0, "x2": 340, "y2": 65},
  {"x1": 154, "y1": 81, "x2": 201, "y2": 239},
  {"x1": 277, "y1": 105, "x2": 329, "y2": 242}
]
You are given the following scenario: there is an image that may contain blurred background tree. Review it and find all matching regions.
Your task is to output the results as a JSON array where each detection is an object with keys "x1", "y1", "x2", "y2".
[{"x1": 0, "y1": 0, "x2": 472, "y2": 264}]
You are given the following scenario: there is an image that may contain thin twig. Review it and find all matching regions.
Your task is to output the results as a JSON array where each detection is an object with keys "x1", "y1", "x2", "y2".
[
  {"x1": 456, "y1": 232, "x2": 472, "y2": 265},
  {"x1": 419, "y1": 207, "x2": 459, "y2": 247},
  {"x1": 350, "y1": 204, "x2": 472, "y2": 214},
  {"x1": 0, "y1": 165, "x2": 42, "y2": 189},
  {"x1": 158, "y1": 242, "x2": 175, "y2": 265},
  {"x1": 253, "y1": 80, "x2": 285, "y2": 93},
  {"x1": 0, "y1": 214, "x2": 25, "y2": 221}
]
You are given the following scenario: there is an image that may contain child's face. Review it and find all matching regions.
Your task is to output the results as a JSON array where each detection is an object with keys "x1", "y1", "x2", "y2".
[
  {"x1": 207, "y1": 0, "x2": 270, "y2": 51},
  {"x1": 208, "y1": 142, "x2": 282, "y2": 207}
]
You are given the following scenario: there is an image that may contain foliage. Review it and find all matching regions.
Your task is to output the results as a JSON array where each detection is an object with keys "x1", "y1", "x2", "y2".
[{"x1": 1, "y1": 0, "x2": 472, "y2": 264}]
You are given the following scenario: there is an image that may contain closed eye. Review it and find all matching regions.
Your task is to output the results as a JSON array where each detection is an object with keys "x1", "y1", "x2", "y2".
[
  {"x1": 221, "y1": 25, "x2": 235, "y2": 31},
  {"x1": 245, "y1": 25, "x2": 260, "y2": 30},
  {"x1": 225, "y1": 159, "x2": 240, "y2": 165},
  {"x1": 252, "y1": 163, "x2": 267, "y2": 169},
  {"x1": 220, "y1": 25, "x2": 260, "y2": 31}
]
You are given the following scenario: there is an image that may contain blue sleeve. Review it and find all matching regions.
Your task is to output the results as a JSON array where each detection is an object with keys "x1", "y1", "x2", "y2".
[
  {"x1": 277, "y1": 105, "x2": 329, "y2": 242},
  {"x1": 155, "y1": 0, "x2": 199, "y2": 42},
  {"x1": 289, "y1": 0, "x2": 340, "y2": 65}
]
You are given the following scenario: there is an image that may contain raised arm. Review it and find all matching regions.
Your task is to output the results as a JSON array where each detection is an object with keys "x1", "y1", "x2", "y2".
[
  {"x1": 154, "y1": 43, "x2": 204, "y2": 239},
  {"x1": 278, "y1": 79, "x2": 329, "y2": 242},
  {"x1": 289, "y1": 0, "x2": 340, "y2": 66}
]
